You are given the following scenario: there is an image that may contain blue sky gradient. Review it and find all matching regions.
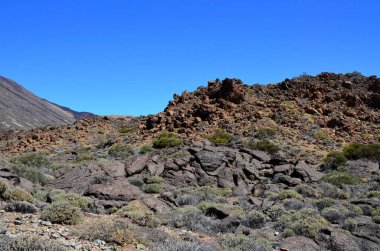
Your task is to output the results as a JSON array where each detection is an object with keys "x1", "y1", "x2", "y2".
[{"x1": 1, "y1": 0, "x2": 379, "y2": 115}]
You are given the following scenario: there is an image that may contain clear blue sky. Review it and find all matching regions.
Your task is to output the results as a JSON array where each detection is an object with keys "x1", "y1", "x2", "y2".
[{"x1": 1, "y1": 1, "x2": 379, "y2": 116}]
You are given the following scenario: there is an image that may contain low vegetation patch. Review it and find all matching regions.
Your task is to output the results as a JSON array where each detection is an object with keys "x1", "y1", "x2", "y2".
[
  {"x1": 219, "y1": 233, "x2": 272, "y2": 251},
  {"x1": 247, "y1": 139, "x2": 279, "y2": 154},
  {"x1": 153, "y1": 132, "x2": 183, "y2": 148},
  {"x1": 342, "y1": 143, "x2": 380, "y2": 161},
  {"x1": 40, "y1": 201, "x2": 82, "y2": 225},
  {"x1": 321, "y1": 170, "x2": 362, "y2": 188},
  {"x1": 3, "y1": 188, "x2": 34, "y2": 203},
  {"x1": 108, "y1": 144, "x2": 134, "y2": 159},
  {"x1": 207, "y1": 129, "x2": 234, "y2": 145},
  {"x1": 255, "y1": 127, "x2": 276, "y2": 140},
  {"x1": 278, "y1": 190, "x2": 304, "y2": 200},
  {"x1": 52, "y1": 192, "x2": 89, "y2": 209}
]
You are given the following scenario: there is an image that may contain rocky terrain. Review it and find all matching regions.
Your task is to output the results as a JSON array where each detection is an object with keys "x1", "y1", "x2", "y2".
[
  {"x1": 0, "y1": 72, "x2": 379, "y2": 250},
  {"x1": 0, "y1": 76, "x2": 95, "y2": 131}
]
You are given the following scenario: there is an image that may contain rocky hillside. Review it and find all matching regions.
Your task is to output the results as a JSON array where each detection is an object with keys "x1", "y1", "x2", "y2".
[
  {"x1": 0, "y1": 76, "x2": 95, "y2": 131},
  {"x1": 0, "y1": 72, "x2": 379, "y2": 250}
]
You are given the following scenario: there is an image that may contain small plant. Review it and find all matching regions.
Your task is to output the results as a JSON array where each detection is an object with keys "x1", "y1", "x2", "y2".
[
  {"x1": 242, "y1": 210, "x2": 267, "y2": 229},
  {"x1": 321, "y1": 206, "x2": 349, "y2": 224},
  {"x1": 139, "y1": 145, "x2": 155, "y2": 154},
  {"x1": 314, "y1": 197, "x2": 336, "y2": 210},
  {"x1": 278, "y1": 209, "x2": 328, "y2": 240},
  {"x1": 343, "y1": 218, "x2": 357, "y2": 231},
  {"x1": 278, "y1": 190, "x2": 303, "y2": 200},
  {"x1": 219, "y1": 233, "x2": 272, "y2": 251},
  {"x1": 0, "y1": 180, "x2": 8, "y2": 195},
  {"x1": 3, "y1": 188, "x2": 34, "y2": 203},
  {"x1": 323, "y1": 152, "x2": 347, "y2": 168},
  {"x1": 119, "y1": 126, "x2": 138, "y2": 133},
  {"x1": 10, "y1": 152, "x2": 52, "y2": 185},
  {"x1": 367, "y1": 191, "x2": 380, "y2": 198},
  {"x1": 207, "y1": 129, "x2": 234, "y2": 145},
  {"x1": 40, "y1": 201, "x2": 82, "y2": 225},
  {"x1": 75, "y1": 217, "x2": 133, "y2": 245},
  {"x1": 255, "y1": 128, "x2": 276, "y2": 140},
  {"x1": 342, "y1": 143, "x2": 380, "y2": 161},
  {"x1": 52, "y1": 192, "x2": 89, "y2": 209},
  {"x1": 108, "y1": 144, "x2": 134, "y2": 159},
  {"x1": 153, "y1": 132, "x2": 183, "y2": 149},
  {"x1": 4, "y1": 235, "x2": 68, "y2": 251},
  {"x1": 314, "y1": 129, "x2": 330, "y2": 140},
  {"x1": 248, "y1": 139, "x2": 279, "y2": 154},
  {"x1": 144, "y1": 183, "x2": 163, "y2": 194},
  {"x1": 321, "y1": 170, "x2": 362, "y2": 188},
  {"x1": 146, "y1": 175, "x2": 163, "y2": 184}
]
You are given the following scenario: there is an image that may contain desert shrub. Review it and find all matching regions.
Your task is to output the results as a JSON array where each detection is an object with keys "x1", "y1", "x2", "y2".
[
  {"x1": 174, "y1": 186, "x2": 231, "y2": 205},
  {"x1": 153, "y1": 132, "x2": 183, "y2": 149},
  {"x1": 119, "y1": 126, "x2": 138, "y2": 133},
  {"x1": 118, "y1": 200, "x2": 156, "y2": 227},
  {"x1": 52, "y1": 192, "x2": 89, "y2": 209},
  {"x1": 343, "y1": 218, "x2": 358, "y2": 231},
  {"x1": 321, "y1": 206, "x2": 349, "y2": 224},
  {"x1": 0, "y1": 180, "x2": 8, "y2": 195},
  {"x1": 367, "y1": 191, "x2": 380, "y2": 198},
  {"x1": 40, "y1": 201, "x2": 82, "y2": 225},
  {"x1": 373, "y1": 215, "x2": 380, "y2": 223},
  {"x1": 283, "y1": 199, "x2": 305, "y2": 211},
  {"x1": 323, "y1": 152, "x2": 348, "y2": 168},
  {"x1": 314, "y1": 129, "x2": 330, "y2": 140},
  {"x1": 345, "y1": 203, "x2": 363, "y2": 215},
  {"x1": 278, "y1": 190, "x2": 303, "y2": 200},
  {"x1": 146, "y1": 175, "x2": 163, "y2": 184},
  {"x1": 248, "y1": 139, "x2": 279, "y2": 154},
  {"x1": 140, "y1": 145, "x2": 155, "y2": 154},
  {"x1": 321, "y1": 170, "x2": 362, "y2": 188},
  {"x1": 108, "y1": 144, "x2": 134, "y2": 159},
  {"x1": 295, "y1": 185, "x2": 319, "y2": 198},
  {"x1": 144, "y1": 183, "x2": 163, "y2": 194},
  {"x1": 278, "y1": 209, "x2": 328, "y2": 240},
  {"x1": 207, "y1": 129, "x2": 234, "y2": 145},
  {"x1": 171, "y1": 207, "x2": 239, "y2": 234},
  {"x1": 75, "y1": 217, "x2": 133, "y2": 245},
  {"x1": 314, "y1": 197, "x2": 337, "y2": 210},
  {"x1": 154, "y1": 235, "x2": 216, "y2": 251},
  {"x1": 3, "y1": 188, "x2": 34, "y2": 203},
  {"x1": 4, "y1": 201, "x2": 37, "y2": 214},
  {"x1": 342, "y1": 143, "x2": 380, "y2": 161},
  {"x1": 10, "y1": 152, "x2": 52, "y2": 185},
  {"x1": 0, "y1": 235, "x2": 68, "y2": 251},
  {"x1": 241, "y1": 210, "x2": 267, "y2": 229},
  {"x1": 219, "y1": 233, "x2": 272, "y2": 251},
  {"x1": 255, "y1": 128, "x2": 276, "y2": 140}
]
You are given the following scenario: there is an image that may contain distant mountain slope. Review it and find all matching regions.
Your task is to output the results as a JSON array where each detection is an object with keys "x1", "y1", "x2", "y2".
[{"x1": 0, "y1": 76, "x2": 95, "y2": 130}]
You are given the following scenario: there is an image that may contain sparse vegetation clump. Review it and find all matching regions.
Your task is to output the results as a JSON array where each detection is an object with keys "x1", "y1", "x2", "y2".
[
  {"x1": 75, "y1": 217, "x2": 133, "y2": 245},
  {"x1": 241, "y1": 210, "x2": 267, "y2": 229},
  {"x1": 153, "y1": 132, "x2": 183, "y2": 148},
  {"x1": 3, "y1": 188, "x2": 34, "y2": 203},
  {"x1": 278, "y1": 208, "x2": 328, "y2": 240},
  {"x1": 255, "y1": 127, "x2": 276, "y2": 139},
  {"x1": 0, "y1": 235, "x2": 68, "y2": 251},
  {"x1": 40, "y1": 201, "x2": 82, "y2": 225},
  {"x1": 248, "y1": 139, "x2": 279, "y2": 154},
  {"x1": 278, "y1": 190, "x2": 304, "y2": 200},
  {"x1": 321, "y1": 170, "x2": 362, "y2": 188},
  {"x1": 51, "y1": 192, "x2": 89, "y2": 209},
  {"x1": 139, "y1": 145, "x2": 155, "y2": 154},
  {"x1": 144, "y1": 175, "x2": 164, "y2": 194},
  {"x1": 314, "y1": 129, "x2": 330, "y2": 140},
  {"x1": 219, "y1": 233, "x2": 272, "y2": 251},
  {"x1": 10, "y1": 152, "x2": 52, "y2": 185},
  {"x1": 119, "y1": 126, "x2": 138, "y2": 133},
  {"x1": 108, "y1": 144, "x2": 134, "y2": 159},
  {"x1": 323, "y1": 151, "x2": 348, "y2": 168},
  {"x1": 342, "y1": 142, "x2": 380, "y2": 161},
  {"x1": 207, "y1": 129, "x2": 234, "y2": 145}
]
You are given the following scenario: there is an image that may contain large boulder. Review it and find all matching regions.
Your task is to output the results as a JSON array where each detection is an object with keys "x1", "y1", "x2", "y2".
[
  {"x1": 293, "y1": 161, "x2": 324, "y2": 182},
  {"x1": 195, "y1": 150, "x2": 226, "y2": 172},
  {"x1": 281, "y1": 236, "x2": 319, "y2": 251}
]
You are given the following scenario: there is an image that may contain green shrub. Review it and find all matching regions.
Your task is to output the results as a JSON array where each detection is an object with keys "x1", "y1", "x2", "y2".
[
  {"x1": 255, "y1": 128, "x2": 276, "y2": 140},
  {"x1": 3, "y1": 235, "x2": 68, "y2": 251},
  {"x1": 119, "y1": 126, "x2": 138, "y2": 133},
  {"x1": 207, "y1": 129, "x2": 234, "y2": 145},
  {"x1": 342, "y1": 143, "x2": 380, "y2": 161},
  {"x1": 373, "y1": 215, "x2": 380, "y2": 223},
  {"x1": 367, "y1": 191, "x2": 380, "y2": 198},
  {"x1": 242, "y1": 210, "x2": 267, "y2": 229},
  {"x1": 0, "y1": 180, "x2": 8, "y2": 195},
  {"x1": 323, "y1": 152, "x2": 347, "y2": 168},
  {"x1": 52, "y1": 192, "x2": 89, "y2": 209},
  {"x1": 139, "y1": 145, "x2": 155, "y2": 154},
  {"x1": 248, "y1": 139, "x2": 279, "y2": 154},
  {"x1": 343, "y1": 218, "x2": 357, "y2": 231},
  {"x1": 41, "y1": 201, "x2": 82, "y2": 225},
  {"x1": 219, "y1": 233, "x2": 272, "y2": 251},
  {"x1": 146, "y1": 176, "x2": 163, "y2": 184},
  {"x1": 3, "y1": 188, "x2": 34, "y2": 203},
  {"x1": 108, "y1": 144, "x2": 134, "y2": 159},
  {"x1": 321, "y1": 206, "x2": 349, "y2": 223},
  {"x1": 144, "y1": 183, "x2": 163, "y2": 194},
  {"x1": 321, "y1": 170, "x2": 362, "y2": 188},
  {"x1": 75, "y1": 217, "x2": 133, "y2": 245},
  {"x1": 10, "y1": 152, "x2": 52, "y2": 185},
  {"x1": 314, "y1": 129, "x2": 330, "y2": 140},
  {"x1": 278, "y1": 209, "x2": 328, "y2": 240},
  {"x1": 314, "y1": 197, "x2": 336, "y2": 210},
  {"x1": 295, "y1": 185, "x2": 319, "y2": 198},
  {"x1": 278, "y1": 190, "x2": 303, "y2": 200},
  {"x1": 153, "y1": 132, "x2": 183, "y2": 149}
]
